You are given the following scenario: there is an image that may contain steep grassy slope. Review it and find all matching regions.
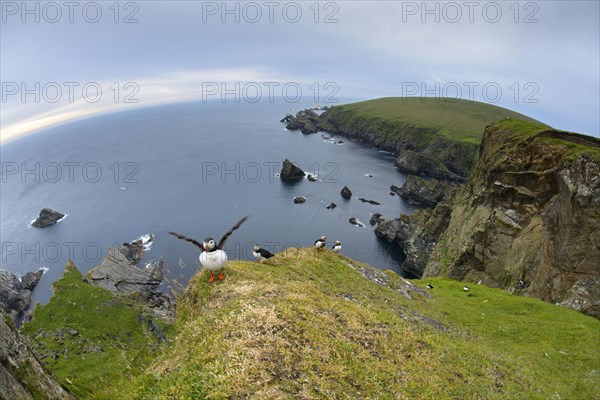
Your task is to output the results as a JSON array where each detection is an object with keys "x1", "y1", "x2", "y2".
[
  {"x1": 110, "y1": 249, "x2": 598, "y2": 400},
  {"x1": 21, "y1": 262, "x2": 174, "y2": 399}
]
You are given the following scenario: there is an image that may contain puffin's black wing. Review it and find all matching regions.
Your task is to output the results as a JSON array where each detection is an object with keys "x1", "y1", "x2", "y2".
[
  {"x1": 218, "y1": 216, "x2": 249, "y2": 249},
  {"x1": 168, "y1": 231, "x2": 204, "y2": 250},
  {"x1": 260, "y1": 248, "x2": 274, "y2": 258}
]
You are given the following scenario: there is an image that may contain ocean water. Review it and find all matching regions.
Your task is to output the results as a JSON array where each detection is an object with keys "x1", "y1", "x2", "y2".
[{"x1": 0, "y1": 100, "x2": 420, "y2": 304}]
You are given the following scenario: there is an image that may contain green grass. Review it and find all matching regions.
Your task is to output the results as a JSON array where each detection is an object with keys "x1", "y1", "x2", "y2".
[
  {"x1": 544, "y1": 137, "x2": 600, "y2": 165},
  {"x1": 20, "y1": 262, "x2": 174, "y2": 399},
  {"x1": 329, "y1": 97, "x2": 547, "y2": 145},
  {"x1": 108, "y1": 249, "x2": 599, "y2": 400},
  {"x1": 411, "y1": 278, "x2": 600, "y2": 399}
]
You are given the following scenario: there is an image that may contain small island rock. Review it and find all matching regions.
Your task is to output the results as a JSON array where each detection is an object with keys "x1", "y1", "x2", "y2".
[
  {"x1": 293, "y1": 196, "x2": 307, "y2": 204},
  {"x1": 341, "y1": 186, "x2": 352, "y2": 199},
  {"x1": 31, "y1": 208, "x2": 65, "y2": 228},
  {"x1": 280, "y1": 159, "x2": 306, "y2": 181}
]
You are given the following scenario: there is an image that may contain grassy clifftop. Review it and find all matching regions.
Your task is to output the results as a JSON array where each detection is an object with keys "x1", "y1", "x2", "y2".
[
  {"x1": 325, "y1": 98, "x2": 546, "y2": 145},
  {"x1": 26, "y1": 249, "x2": 592, "y2": 399},
  {"x1": 319, "y1": 98, "x2": 547, "y2": 176}
]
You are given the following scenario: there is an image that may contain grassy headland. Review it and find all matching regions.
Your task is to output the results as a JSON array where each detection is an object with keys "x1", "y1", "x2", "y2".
[{"x1": 319, "y1": 98, "x2": 547, "y2": 176}]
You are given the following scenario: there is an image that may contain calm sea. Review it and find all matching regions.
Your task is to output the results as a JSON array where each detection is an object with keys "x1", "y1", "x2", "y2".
[{"x1": 0, "y1": 99, "x2": 419, "y2": 304}]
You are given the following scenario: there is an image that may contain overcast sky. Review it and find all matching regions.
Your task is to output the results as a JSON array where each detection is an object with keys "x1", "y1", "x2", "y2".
[{"x1": 1, "y1": 0, "x2": 599, "y2": 141}]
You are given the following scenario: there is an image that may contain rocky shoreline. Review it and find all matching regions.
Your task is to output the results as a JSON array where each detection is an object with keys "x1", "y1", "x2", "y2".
[{"x1": 0, "y1": 269, "x2": 44, "y2": 325}]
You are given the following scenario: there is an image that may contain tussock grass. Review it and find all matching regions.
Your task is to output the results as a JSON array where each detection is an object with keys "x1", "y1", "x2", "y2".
[{"x1": 113, "y1": 249, "x2": 599, "y2": 400}]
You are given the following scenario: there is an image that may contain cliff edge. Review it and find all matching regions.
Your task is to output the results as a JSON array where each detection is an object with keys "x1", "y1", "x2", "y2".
[{"x1": 424, "y1": 119, "x2": 600, "y2": 318}]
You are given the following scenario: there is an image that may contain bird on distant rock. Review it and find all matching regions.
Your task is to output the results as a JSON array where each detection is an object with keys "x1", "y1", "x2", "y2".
[
  {"x1": 463, "y1": 285, "x2": 470, "y2": 292},
  {"x1": 314, "y1": 235, "x2": 327, "y2": 250},
  {"x1": 426, "y1": 283, "x2": 434, "y2": 289},
  {"x1": 332, "y1": 240, "x2": 341, "y2": 253},
  {"x1": 168, "y1": 216, "x2": 249, "y2": 283},
  {"x1": 253, "y1": 244, "x2": 274, "y2": 262}
]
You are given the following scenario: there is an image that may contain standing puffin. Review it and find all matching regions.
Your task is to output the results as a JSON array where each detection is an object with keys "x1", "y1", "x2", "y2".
[
  {"x1": 332, "y1": 240, "x2": 341, "y2": 253},
  {"x1": 253, "y1": 244, "x2": 274, "y2": 262},
  {"x1": 168, "y1": 216, "x2": 249, "y2": 283},
  {"x1": 314, "y1": 235, "x2": 327, "y2": 250}
]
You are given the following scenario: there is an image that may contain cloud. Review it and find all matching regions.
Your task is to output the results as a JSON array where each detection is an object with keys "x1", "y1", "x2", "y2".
[{"x1": 0, "y1": 67, "x2": 319, "y2": 143}]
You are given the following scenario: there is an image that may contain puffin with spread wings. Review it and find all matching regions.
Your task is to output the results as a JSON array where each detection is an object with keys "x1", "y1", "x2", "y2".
[{"x1": 168, "y1": 216, "x2": 249, "y2": 283}]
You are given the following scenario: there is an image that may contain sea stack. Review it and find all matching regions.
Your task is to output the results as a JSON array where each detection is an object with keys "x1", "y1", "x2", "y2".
[
  {"x1": 341, "y1": 186, "x2": 352, "y2": 199},
  {"x1": 31, "y1": 208, "x2": 65, "y2": 228},
  {"x1": 280, "y1": 159, "x2": 305, "y2": 181}
]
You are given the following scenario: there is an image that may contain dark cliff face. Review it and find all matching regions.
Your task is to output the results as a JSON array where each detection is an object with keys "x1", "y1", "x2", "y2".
[
  {"x1": 375, "y1": 203, "x2": 453, "y2": 278},
  {"x1": 424, "y1": 120, "x2": 600, "y2": 318}
]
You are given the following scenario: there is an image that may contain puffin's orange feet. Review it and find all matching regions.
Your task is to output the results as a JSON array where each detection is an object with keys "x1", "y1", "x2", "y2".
[
  {"x1": 218, "y1": 272, "x2": 225, "y2": 280},
  {"x1": 209, "y1": 273, "x2": 215, "y2": 283}
]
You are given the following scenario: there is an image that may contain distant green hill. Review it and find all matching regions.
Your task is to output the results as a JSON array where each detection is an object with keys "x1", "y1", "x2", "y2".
[
  {"x1": 23, "y1": 251, "x2": 599, "y2": 399},
  {"x1": 329, "y1": 97, "x2": 546, "y2": 145},
  {"x1": 320, "y1": 98, "x2": 548, "y2": 177}
]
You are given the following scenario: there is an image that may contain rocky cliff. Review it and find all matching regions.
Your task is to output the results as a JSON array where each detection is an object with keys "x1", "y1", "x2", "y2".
[
  {"x1": 424, "y1": 120, "x2": 600, "y2": 318},
  {"x1": 0, "y1": 313, "x2": 75, "y2": 400},
  {"x1": 0, "y1": 269, "x2": 43, "y2": 325},
  {"x1": 375, "y1": 203, "x2": 453, "y2": 278}
]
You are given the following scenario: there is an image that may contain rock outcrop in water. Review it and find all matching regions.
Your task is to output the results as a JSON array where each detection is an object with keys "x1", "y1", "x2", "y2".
[
  {"x1": 357, "y1": 197, "x2": 381, "y2": 205},
  {"x1": 0, "y1": 269, "x2": 43, "y2": 324},
  {"x1": 340, "y1": 185, "x2": 352, "y2": 199},
  {"x1": 119, "y1": 235, "x2": 153, "y2": 265},
  {"x1": 280, "y1": 159, "x2": 305, "y2": 181},
  {"x1": 87, "y1": 247, "x2": 174, "y2": 320},
  {"x1": 31, "y1": 208, "x2": 65, "y2": 228},
  {"x1": 282, "y1": 109, "x2": 321, "y2": 134},
  {"x1": 0, "y1": 312, "x2": 75, "y2": 400}
]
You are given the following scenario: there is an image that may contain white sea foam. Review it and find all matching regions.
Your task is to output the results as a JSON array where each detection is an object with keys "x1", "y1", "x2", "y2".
[
  {"x1": 14, "y1": 266, "x2": 48, "y2": 282},
  {"x1": 137, "y1": 234, "x2": 154, "y2": 251},
  {"x1": 352, "y1": 219, "x2": 367, "y2": 228}
]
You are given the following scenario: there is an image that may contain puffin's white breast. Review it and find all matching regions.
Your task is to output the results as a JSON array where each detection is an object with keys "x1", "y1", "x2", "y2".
[{"x1": 199, "y1": 249, "x2": 227, "y2": 270}]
